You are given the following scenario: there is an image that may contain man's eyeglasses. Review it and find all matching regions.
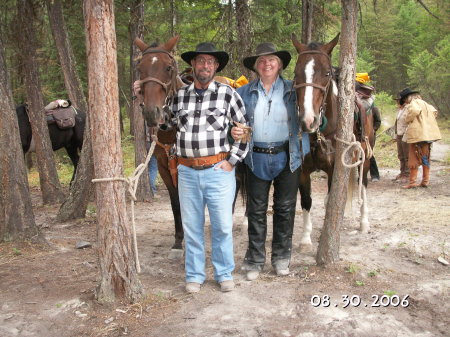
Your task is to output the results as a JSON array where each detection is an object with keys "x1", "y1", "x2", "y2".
[{"x1": 195, "y1": 57, "x2": 217, "y2": 66}]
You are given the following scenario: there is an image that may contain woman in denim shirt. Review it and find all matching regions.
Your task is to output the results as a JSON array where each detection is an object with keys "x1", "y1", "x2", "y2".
[{"x1": 233, "y1": 43, "x2": 309, "y2": 281}]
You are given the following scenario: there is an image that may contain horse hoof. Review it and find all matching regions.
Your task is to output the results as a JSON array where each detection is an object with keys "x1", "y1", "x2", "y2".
[
  {"x1": 359, "y1": 223, "x2": 369, "y2": 234},
  {"x1": 298, "y1": 243, "x2": 313, "y2": 253},
  {"x1": 168, "y1": 249, "x2": 184, "y2": 260}
]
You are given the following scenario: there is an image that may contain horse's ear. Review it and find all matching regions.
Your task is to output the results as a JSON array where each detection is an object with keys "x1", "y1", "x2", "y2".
[
  {"x1": 291, "y1": 33, "x2": 307, "y2": 53},
  {"x1": 322, "y1": 33, "x2": 340, "y2": 55},
  {"x1": 135, "y1": 37, "x2": 149, "y2": 52},
  {"x1": 163, "y1": 35, "x2": 180, "y2": 52}
]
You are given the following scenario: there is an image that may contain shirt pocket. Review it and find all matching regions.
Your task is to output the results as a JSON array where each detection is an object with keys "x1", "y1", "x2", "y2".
[
  {"x1": 177, "y1": 109, "x2": 189, "y2": 132},
  {"x1": 206, "y1": 108, "x2": 227, "y2": 131}
]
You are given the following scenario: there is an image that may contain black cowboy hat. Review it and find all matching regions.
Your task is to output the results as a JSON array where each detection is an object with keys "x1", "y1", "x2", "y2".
[
  {"x1": 181, "y1": 42, "x2": 229, "y2": 72},
  {"x1": 243, "y1": 42, "x2": 291, "y2": 72},
  {"x1": 398, "y1": 87, "x2": 420, "y2": 100}
]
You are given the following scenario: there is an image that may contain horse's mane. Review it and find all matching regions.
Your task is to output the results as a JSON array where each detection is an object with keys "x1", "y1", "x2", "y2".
[
  {"x1": 149, "y1": 41, "x2": 159, "y2": 48},
  {"x1": 307, "y1": 42, "x2": 322, "y2": 50}
]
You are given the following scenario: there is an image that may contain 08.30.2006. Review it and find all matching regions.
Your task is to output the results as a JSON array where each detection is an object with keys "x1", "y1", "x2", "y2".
[{"x1": 310, "y1": 294, "x2": 410, "y2": 308}]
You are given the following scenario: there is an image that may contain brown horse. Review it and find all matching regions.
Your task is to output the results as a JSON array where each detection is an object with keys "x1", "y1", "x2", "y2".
[
  {"x1": 291, "y1": 33, "x2": 375, "y2": 252},
  {"x1": 135, "y1": 36, "x2": 184, "y2": 258}
]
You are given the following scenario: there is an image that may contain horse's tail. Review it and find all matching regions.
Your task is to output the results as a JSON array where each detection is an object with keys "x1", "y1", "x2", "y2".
[
  {"x1": 345, "y1": 166, "x2": 357, "y2": 215},
  {"x1": 235, "y1": 161, "x2": 247, "y2": 206}
]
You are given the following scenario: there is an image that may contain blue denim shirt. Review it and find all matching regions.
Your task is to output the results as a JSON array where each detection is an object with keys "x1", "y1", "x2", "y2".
[
  {"x1": 237, "y1": 76, "x2": 310, "y2": 173},
  {"x1": 253, "y1": 78, "x2": 289, "y2": 142}
]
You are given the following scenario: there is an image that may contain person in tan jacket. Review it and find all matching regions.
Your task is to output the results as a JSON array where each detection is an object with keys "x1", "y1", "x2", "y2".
[
  {"x1": 393, "y1": 97, "x2": 409, "y2": 182},
  {"x1": 399, "y1": 88, "x2": 441, "y2": 188}
]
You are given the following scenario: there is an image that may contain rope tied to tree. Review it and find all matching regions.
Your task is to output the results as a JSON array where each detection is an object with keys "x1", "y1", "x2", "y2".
[
  {"x1": 92, "y1": 141, "x2": 156, "y2": 274},
  {"x1": 334, "y1": 134, "x2": 367, "y2": 203}
]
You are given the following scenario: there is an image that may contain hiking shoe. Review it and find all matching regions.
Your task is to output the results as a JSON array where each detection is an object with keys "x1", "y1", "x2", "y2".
[
  {"x1": 273, "y1": 259, "x2": 290, "y2": 276},
  {"x1": 246, "y1": 270, "x2": 260, "y2": 281},
  {"x1": 185, "y1": 282, "x2": 201, "y2": 293},
  {"x1": 220, "y1": 280, "x2": 235, "y2": 292},
  {"x1": 275, "y1": 266, "x2": 290, "y2": 276}
]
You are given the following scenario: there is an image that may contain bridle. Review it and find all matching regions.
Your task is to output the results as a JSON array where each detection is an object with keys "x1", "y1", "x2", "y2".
[
  {"x1": 135, "y1": 48, "x2": 179, "y2": 114},
  {"x1": 293, "y1": 50, "x2": 334, "y2": 132}
]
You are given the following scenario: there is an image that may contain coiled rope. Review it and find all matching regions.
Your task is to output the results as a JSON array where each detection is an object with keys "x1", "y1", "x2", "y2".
[
  {"x1": 92, "y1": 140, "x2": 156, "y2": 273},
  {"x1": 334, "y1": 134, "x2": 373, "y2": 203}
]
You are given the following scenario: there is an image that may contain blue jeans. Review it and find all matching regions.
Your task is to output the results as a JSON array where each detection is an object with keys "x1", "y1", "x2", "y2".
[
  {"x1": 148, "y1": 155, "x2": 158, "y2": 193},
  {"x1": 178, "y1": 162, "x2": 236, "y2": 283}
]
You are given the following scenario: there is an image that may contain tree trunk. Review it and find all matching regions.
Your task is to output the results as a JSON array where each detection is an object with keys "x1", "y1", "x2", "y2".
[
  {"x1": 235, "y1": 0, "x2": 253, "y2": 80},
  {"x1": 170, "y1": 0, "x2": 176, "y2": 37},
  {"x1": 83, "y1": 0, "x2": 142, "y2": 303},
  {"x1": 17, "y1": 0, "x2": 65, "y2": 204},
  {"x1": 129, "y1": 0, "x2": 151, "y2": 201},
  {"x1": 316, "y1": 0, "x2": 358, "y2": 265},
  {"x1": 301, "y1": 0, "x2": 313, "y2": 44},
  {"x1": 46, "y1": 0, "x2": 95, "y2": 221},
  {"x1": 0, "y1": 37, "x2": 41, "y2": 242}
]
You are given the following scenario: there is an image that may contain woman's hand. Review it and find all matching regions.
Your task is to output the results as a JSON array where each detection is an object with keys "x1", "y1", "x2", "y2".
[{"x1": 231, "y1": 126, "x2": 245, "y2": 141}]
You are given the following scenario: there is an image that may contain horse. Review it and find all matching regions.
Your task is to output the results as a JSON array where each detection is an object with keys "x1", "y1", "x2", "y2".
[
  {"x1": 16, "y1": 103, "x2": 86, "y2": 182},
  {"x1": 291, "y1": 33, "x2": 375, "y2": 252},
  {"x1": 134, "y1": 36, "x2": 245, "y2": 259},
  {"x1": 134, "y1": 36, "x2": 184, "y2": 258}
]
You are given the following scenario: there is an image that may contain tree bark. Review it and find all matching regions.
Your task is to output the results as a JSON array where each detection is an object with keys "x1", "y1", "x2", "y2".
[
  {"x1": 316, "y1": 0, "x2": 358, "y2": 265},
  {"x1": 301, "y1": 0, "x2": 313, "y2": 44},
  {"x1": 17, "y1": 0, "x2": 65, "y2": 204},
  {"x1": 0, "y1": 37, "x2": 42, "y2": 242},
  {"x1": 235, "y1": 0, "x2": 253, "y2": 80},
  {"x1": 46, "y1": 0, "x2": 95, "y2": 221},
  {"x1": 129, "y1": 0, "x2": 152, "y2": 201},
  {"x1": 83, "y1": 0, "x2": 142, "y2": 303}
]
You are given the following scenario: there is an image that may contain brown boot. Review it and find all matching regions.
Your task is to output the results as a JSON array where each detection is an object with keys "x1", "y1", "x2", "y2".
[
  {"x1": 420, "y1": 165, "x2": 430, "y2": 187},
  {"x1": 402, "y1": 167, "x2": 419, "y2": 189}
]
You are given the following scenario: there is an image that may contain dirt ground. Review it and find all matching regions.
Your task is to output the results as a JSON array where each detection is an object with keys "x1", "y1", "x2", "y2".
[{"x1": 1, "y1": 143, "x2": 449, "y2": 337}]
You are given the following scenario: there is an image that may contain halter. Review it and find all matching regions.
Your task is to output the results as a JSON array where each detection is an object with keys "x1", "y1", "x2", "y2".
[
  {"x1": 135, "y1": 48, "x2": 179, "y2": 113},
  {"x1": 293, "y1": 50, "x2": 334, "y2": 131}
]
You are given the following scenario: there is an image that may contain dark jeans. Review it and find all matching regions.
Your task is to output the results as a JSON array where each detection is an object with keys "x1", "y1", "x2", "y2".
[{"x1": 243, "y1": 162, "x2": 299, "y2": 268}]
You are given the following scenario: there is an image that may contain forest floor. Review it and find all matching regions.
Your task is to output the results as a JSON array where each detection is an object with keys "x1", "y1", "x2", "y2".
[{"x1": 0, "y1": 142, "x2": 449, "y2": 337}]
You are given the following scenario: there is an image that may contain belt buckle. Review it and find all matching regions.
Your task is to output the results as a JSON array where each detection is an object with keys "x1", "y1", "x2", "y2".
[{"x1": 268, "y1": 146, "x2": 275, "y2": 154}]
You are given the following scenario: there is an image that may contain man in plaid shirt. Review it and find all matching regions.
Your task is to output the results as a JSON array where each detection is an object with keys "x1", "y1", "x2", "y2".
[{"x1": 173, "y1": 42, "x2": 248, "y2": 293}]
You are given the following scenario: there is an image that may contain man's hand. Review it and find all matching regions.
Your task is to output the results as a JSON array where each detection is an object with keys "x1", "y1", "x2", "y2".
[{"x1": 215, "y1": 160, "x2": 234, "y2": 172}]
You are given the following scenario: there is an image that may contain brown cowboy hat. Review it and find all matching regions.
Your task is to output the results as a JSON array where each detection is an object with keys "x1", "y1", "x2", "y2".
[
  {"x1": 181, "y1": 42, "x2": 229, "y2": 72},
  {"x1": 398, "y1": 87, "x2": 420, "y2": 100},
  {"x1": 243, "y1": 42, "x2": 291, "y2": 72}
]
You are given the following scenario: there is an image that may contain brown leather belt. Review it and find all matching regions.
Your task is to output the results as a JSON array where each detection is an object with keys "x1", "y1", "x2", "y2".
[{"x1": 178, "y1": 152, "x2": 229, "y2": 170}]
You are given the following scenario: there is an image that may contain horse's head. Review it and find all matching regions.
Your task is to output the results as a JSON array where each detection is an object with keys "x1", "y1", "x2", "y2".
[
  {"x1": 135, "y1": 35, "x2": 180, "y2": 127},
  {"x1": 292, "y1": 34, "x2": 339, "y2": 133}
]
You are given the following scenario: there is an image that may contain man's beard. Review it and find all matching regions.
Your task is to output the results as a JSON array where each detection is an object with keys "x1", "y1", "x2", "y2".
[{"x1": 194, "y1": 69, "x2": 215, "y2": 85}]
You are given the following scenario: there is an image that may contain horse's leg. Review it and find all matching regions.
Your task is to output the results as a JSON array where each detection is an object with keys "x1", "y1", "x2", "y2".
[
  {"x1": 359, "y1": 161, "x2": 370, "y2": 233},
  {"x1": 65, "y1": 143, "x2": 80, "y2": 183},
  {"x1": 154, "y1": 151, "x2": 184, "y2": 259},
  {"x1": 298, "y1": 170, "x2": 313, "y2": 252}
]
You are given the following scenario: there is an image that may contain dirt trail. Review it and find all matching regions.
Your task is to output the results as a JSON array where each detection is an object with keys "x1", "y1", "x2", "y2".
[{"x1": 0, "y1": 142, "x2": 449, "y2": 337}]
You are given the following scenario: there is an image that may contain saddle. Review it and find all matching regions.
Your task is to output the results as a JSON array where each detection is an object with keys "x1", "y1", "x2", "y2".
[{"x1": 45, "y1": 100, "x2": 77, "y2": 129}]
